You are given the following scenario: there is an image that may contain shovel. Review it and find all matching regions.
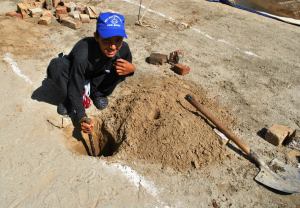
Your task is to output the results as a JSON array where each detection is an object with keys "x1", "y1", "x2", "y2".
[
  {"x1": 185, "y1": 94, "x2": 300, "y2": 193},
  {"x1": 82, "y1": 117, "x2": 96, "y2": 157}
]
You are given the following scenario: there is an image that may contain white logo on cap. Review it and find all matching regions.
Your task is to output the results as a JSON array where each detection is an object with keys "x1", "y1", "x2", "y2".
[{"x1": 105, "y1": 15, "x2": 122, "y2": 27}]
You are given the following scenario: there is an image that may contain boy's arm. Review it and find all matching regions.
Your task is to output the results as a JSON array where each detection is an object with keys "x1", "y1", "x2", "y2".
[
  {"x1": 68, "y1": 60, "x2": 87, "y2": 120},
  {"x1": 67, "y1": 41, "x2": 89, "y2": 121}
]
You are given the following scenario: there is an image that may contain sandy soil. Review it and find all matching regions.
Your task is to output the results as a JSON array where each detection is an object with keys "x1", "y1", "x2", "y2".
[
  {"x1": 67, "y1": 74, "x2": 235, "y2": 172},
  {"x1": 0, "y1": 0, "x2": 300, "y2": 207}
]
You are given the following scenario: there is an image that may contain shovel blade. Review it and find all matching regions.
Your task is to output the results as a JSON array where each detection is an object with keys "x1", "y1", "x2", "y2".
[{"x1": 255, "y1": 159, "x2": 300, "y2": 193}]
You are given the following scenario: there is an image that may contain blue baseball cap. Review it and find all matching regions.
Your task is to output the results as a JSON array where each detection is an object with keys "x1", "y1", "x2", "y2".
[{"x1": 96, "y1": 12, "x2": 127, "y2": 39}]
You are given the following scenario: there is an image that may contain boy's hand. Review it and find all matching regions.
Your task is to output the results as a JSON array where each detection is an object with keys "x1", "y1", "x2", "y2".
[
  {"x1": 114, "y1": 58, "x2": 135, "y2": 76},
  {"x1": 80, "y1": 117, "x2": 94, "y2": 134}
]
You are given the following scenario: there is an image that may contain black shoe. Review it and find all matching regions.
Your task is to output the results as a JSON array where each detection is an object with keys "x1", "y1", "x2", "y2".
[
  {"x1": 93, "y1": 96, "x2": 108, "y2": 110},
  {"x1": 57, "y1": 103, "x2": 68, "y2": 115}
]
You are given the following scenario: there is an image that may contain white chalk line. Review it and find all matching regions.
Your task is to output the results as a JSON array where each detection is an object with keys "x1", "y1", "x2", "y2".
[
  {"x1": 244, "y1": 51, "x2": 259, "y2": 57},
  {"x1": 77, "y1": 158, "x2": 169, "y2": 207},
  {"x1": 3, "y1": 53, "x2": 33, "y2": 85},
  {"x1": 97, "y1": 160, "x2": 170, "y2": 207},
  {"x1": 111, "y1": 162, "x2": 159, "y2": 197},
  {"x1": 122, "y1": 0, "x2": 260, "y2": 58}
]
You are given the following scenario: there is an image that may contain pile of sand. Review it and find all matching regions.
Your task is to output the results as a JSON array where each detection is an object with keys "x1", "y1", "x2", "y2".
[{"x1": 85, "y1": 74, "x2": 235, "y2": 172}]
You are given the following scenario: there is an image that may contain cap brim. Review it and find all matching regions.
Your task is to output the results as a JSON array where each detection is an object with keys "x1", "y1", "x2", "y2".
[{"x1": 98, "y1": 29, "x2": 128, "y2": 39}]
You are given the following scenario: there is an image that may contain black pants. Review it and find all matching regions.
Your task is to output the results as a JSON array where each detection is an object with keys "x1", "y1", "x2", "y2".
[{"x1": 46, "y1": 55, "x2": 124, "y2": 103}]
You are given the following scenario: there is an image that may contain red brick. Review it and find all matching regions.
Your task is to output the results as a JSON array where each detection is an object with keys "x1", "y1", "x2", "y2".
[
  {"x1": 80, "y1": 14, "x2": 90, "y2": 23},
  {"x1": 85, "y1": 6, "x2": 98, "y2": 19},
  {"x1": 265, "y1": 124, "x2": 295, "y2": 146},
  {"x1": 61, "y1": 17, "x2": 82, "y2": 29},
  {"x1": 56, "y1": 6, "x2": 68, "y2": 16},
  {"x1": 171, "y1": 63, "x2": 190, "y2": 75},
  {"x1": 147, "y1": 53, "x2": 168, "y2": 65},
  {"x1": 56, "y1": 13, "x2": 68, "y2": 22},
  {"x1": 38, "y1": 16, "x2": 52, "y2": 25}
]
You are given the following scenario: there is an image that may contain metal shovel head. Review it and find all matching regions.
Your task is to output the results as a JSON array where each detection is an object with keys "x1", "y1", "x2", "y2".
[{"x1": 255, "y1": 158, "x2": 300, "y2": 193}]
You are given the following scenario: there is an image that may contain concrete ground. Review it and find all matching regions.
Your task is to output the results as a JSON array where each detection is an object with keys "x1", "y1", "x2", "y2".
[{"x1": 0, "y1": 0, "x2": 299, "y2": 207}]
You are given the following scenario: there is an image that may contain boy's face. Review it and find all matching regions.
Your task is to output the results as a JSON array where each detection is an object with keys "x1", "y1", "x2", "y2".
[{"x1": 95, "y1": 34, "x2": 123, "y2": 58}]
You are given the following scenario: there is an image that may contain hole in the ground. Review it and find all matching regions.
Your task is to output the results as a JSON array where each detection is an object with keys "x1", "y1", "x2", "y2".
[
  {"x1": 64, "y1": 119, "x2": 121, "y2": 157},
  {"x1": 100, "y1": 127, "x2": 119, "y2": 157}
]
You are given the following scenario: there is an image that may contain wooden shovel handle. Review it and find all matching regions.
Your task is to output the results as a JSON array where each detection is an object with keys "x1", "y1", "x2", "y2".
[
  {"x1": 80, "y1": 117, "x2": 96, "y2": 157},
  {"x1": 185, "y1": 94, "x2": 251, "y2": 155}
]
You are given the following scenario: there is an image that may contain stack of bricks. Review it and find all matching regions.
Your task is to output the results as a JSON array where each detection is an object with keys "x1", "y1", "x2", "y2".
[
  {"x1": 5, "y1": 0, "x2": 98, "y2": 30},
  {"x1": 146, "y1": 50, "x2": 191, "y2": 76}
]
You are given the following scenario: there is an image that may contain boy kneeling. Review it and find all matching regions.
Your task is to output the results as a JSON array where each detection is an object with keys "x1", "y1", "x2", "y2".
[{"x1": 47, "y1": 12, "x2": 135, "y2": 133}]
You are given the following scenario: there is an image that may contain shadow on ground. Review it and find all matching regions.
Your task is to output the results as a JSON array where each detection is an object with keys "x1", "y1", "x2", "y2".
[
  {"x1": 31, "y1": 78, "x2": 92, "y2": 155},
  {"x1": 31, "y1": 78, "x2": 63, "y2": 106}
]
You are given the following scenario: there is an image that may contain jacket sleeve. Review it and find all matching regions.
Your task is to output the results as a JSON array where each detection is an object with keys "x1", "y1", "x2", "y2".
[{"x1": 68, "y1": 41, "x2": 89, "y2": 120}]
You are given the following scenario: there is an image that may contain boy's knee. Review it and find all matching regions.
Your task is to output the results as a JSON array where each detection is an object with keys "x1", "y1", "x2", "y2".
[
  {"x1": 46, "y1": 56, "x2": 70, "y2": 81},
  {"x1": 46, "y1": 58, "x2": 58, "y2": 80}
]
